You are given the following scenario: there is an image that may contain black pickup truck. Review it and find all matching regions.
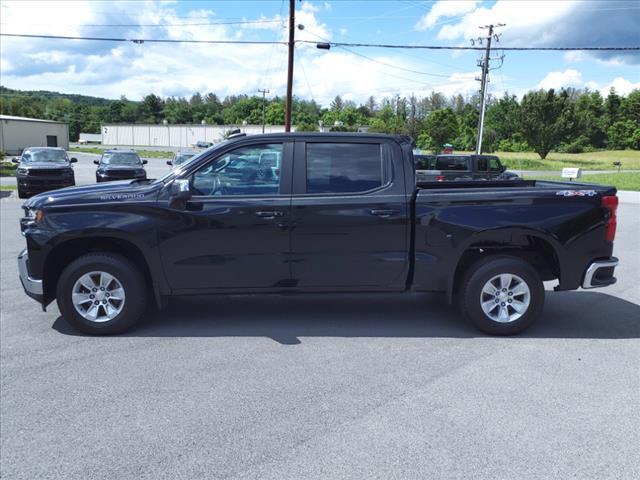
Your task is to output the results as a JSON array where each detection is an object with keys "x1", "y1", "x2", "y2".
[
  {"x1": 415, "y1": 153, "x2": 519, "y2": 182},
  {"x1": 18, "y1": 133, "x2": 619, "y2": 335}
]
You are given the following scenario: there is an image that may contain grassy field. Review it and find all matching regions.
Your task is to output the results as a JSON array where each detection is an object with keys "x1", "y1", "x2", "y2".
[
  {"x1": 495, "y1": 150, "x2": 640, "y2": 171},
  {"x1": 0, "y1": 184, "x2": 17, "y2": 190},
  {"x1": 70, "y1": 147, "x2": 174, "y2": 159},
  {"x1": 524, "y1": 172, "x2": 640, "y2": 191},
  {"x1": 0, "y1": 162, "x2": 17, "y2": 177}
]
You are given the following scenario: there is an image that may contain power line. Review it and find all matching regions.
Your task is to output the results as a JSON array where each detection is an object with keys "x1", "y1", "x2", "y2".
[
  {"x1": 0, "y1": 33, "x2": 286, "y2": 45},
  {"x1": 0, "y1": 19, "x2": 284, "y2": 27},
  {"x1": 1, "y1": 33, "x2": 638, "y2": 51}
]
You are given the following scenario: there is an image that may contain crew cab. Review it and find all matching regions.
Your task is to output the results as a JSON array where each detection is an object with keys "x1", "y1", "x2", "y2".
[
  {"x1": 13, "y1": 147, "x2": 77, "y2": 198},
  {"x1": 18, "y1": 133, "x2": 619, "y2": 335},
  {"x1": 94, "y1": 150, "x2": 147, "y2": 182},
  {"x1": 416, "y1": 153, "x2": 519, "y2": 182}
]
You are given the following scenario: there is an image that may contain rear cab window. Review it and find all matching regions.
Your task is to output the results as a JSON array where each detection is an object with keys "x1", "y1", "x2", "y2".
[
  {"x1": 436, "y1": 156, "x2": 469, "y2": 171},
  {"x1": 305, "y1": 142, "x2": 391, "y2": 194}
]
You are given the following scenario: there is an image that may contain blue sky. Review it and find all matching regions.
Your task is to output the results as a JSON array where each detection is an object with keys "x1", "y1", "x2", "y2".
[{"x1": 1, "y1": 0, "x2": 638, "y2": 105}]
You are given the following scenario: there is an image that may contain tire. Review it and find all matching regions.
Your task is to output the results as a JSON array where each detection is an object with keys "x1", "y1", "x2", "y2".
[
  {"x1": 18, "y1": 188, "x2": 28, "y2": 199},
  {"x1": 56, "y1": 253, "x2": 147, "y2": 335},
  {"x1": 459, "y1": 255, "x2": 544, "y2": 335}
]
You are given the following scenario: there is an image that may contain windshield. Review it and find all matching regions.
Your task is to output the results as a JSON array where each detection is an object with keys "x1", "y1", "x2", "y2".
[
  {"x1": 153, "y1": 139, "x2": 232, "y2": 184},
  {"x1": 175, "y1": 153, "x2": 197, "y2": 165},
  {"x1": 101, "y1": 152, "x2": 141, "y2": 165},
  {"x1": 23, "y1": 150, "x2": 67, "y2": 163}
]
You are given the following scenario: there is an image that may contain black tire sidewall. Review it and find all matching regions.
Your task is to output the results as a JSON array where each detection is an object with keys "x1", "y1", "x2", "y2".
[
  {"x1": 57, "y1": 254, "x2": 146, "y2": 335},
  {"x1": 461, "y1": 256, "x2": 544, "y2": 335}
]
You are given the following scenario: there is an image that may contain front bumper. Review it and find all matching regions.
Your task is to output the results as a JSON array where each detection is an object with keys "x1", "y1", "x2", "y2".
[
  {"x1": 18, "y1": 249, "x2": 44, "y2": 303},
  {"x1": 17, "y1": 176, "x2": 74, "y2": 193},
  {"x1": 582, "y1": 257, "x2": 618, "y2": 289}
]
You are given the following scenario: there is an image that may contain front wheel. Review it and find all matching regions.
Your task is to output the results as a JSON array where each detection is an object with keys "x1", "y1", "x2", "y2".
[
  {"x1": 56, "y1": 253, "x2": 147, "y2": 334},
  {"x1": 460, "y1": 256, "x2": 544, "y2": 335}
]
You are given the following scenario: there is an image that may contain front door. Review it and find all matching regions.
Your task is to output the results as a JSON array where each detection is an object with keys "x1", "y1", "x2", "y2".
[
  {"x1": 159, "y1": 142, "x2": 293, "y2": 291},
  {"x1": 290, "y1": 140, "x2": 410, "y2": 290}
]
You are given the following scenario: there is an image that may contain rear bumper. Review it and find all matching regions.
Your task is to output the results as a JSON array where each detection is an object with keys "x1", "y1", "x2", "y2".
[
  {"x1": 18, "y1": 249, "x2": 44, "y2": 303},
  {"x1": 582, "y1": 257, "x2": 618, "y2": 289}
]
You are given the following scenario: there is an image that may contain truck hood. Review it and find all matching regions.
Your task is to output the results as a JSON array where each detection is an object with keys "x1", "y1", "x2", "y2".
[
  {"x1": 23, "y1": 180, "x2": 161, "y2": 209},
  {"x1": 98, "y1": 164, "x2": 144, "y2": 171},
  {"x1": 21, "y1": 162, "x2": 71, "y2": 169}
]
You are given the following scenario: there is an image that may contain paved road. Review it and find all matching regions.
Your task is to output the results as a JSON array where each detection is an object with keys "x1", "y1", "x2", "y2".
[{"x1": 1, "y1": 197, "x2": 638, "y2": 479}]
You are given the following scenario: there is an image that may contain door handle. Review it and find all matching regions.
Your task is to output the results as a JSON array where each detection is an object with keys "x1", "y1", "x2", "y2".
[
  {"x1": 370, "y1": 209, "x2": 399, "y2": 217},
  {"x1": 255, "y1": 210, "x2": 284, "y2": 219}
]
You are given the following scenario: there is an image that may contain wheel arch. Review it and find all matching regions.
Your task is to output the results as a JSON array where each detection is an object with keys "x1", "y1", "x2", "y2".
[
  {"x1": 447, "y1": 229, "x2": 563, "y2": 303},
  {"x1": 43, "y1": 235, "x2": 163, "y2": 307}
]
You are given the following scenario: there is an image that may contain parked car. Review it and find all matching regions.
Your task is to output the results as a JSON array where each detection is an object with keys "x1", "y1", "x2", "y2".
[
  {"x1": 194, "y1": 141, "x2": 213, "y2": 149},
  {"x1": 13, "y1": 147, "x2": 77, "y2": 199},
  {"x1": 94, "y1": 150, "x2": 147, "y2": 182},
  {"x1": 167, "y1": 150, "x2": 199, "y2": 169},
  {"x1": 18, "y1": 133, "x2": 619, "y2": 336},
  {"x1": 416, "y1": 154, "x2": 519, "y2": 182}
]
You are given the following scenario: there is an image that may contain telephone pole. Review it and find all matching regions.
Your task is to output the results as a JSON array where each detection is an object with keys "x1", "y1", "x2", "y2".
[
  {"x1": 258, "y1": 88, "x2": 270, "y2": 133},
  {"x1": 474, "y1": 23, "x2": 504, "y2": 154},
  {"x1": 284, "y1": 0, "x2": 295, "y2": 132}
]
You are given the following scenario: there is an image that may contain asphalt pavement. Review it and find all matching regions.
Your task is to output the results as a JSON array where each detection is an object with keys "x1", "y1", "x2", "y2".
[{"x1": 0, "y1": 187, "x2": 638, "y2": 479}]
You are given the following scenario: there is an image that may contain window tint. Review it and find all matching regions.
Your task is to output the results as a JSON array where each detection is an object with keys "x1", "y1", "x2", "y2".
[
  {"x1": 477, "y1": 157, "x2": 488, "y2": 171},
  {"x1": 488, "y1": 157, "x2": 502, "y2": 172},
  {"x1": 436, "y1": 156, "x2": 469, "y2": 171},
  {"x1": 415, "y1": 155, "x2": 436, "y2": 170},
  {"x1": 192, "y1": 143, "x2": 282, "y2": 196},
  {"x1": 306, "y1": 143, "x2": 384, "y2": 194}
]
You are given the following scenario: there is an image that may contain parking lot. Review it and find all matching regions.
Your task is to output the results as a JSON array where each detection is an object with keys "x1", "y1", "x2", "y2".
[{"x1": 1, "y1": 170, "x2": 639, "y2": 479}]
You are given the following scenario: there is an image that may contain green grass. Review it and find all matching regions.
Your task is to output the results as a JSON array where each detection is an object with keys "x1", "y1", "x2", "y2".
[
  {"x1": 0, "y1": 184, "x2": 17, "y2": 190},
  {"x1": 495, "y1": 150, "x2": 640, "y2": 171},
  {"x1": 0, "y1": 162, "x2": 17, "y2": 177},
  {"x1": 70, "y1": 146, "x2": 173, "y2": 159},
  {"x1": 524, "y1": 172, "x2": 640, "y2": 191}
]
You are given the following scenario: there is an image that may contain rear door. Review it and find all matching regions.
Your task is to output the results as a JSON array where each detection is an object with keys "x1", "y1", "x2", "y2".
[{"x1": 290, "y1": 139, "x2": 410, "y2": 290}]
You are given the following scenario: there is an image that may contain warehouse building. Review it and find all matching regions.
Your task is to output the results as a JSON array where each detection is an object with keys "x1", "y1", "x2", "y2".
[
  {"x1": 101, "y1": 123, "x2": 288, "y2": 148},
  {"x1": 0, "y1": 115, "x2": 70, "y2": 155}
]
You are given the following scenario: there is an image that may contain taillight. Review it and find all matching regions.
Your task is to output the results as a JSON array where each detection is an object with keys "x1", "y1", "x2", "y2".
[
  {"x1": 436, "y1": 175, "x2": 445, "y2": 182},
  {"x1": 602, "y1": 195, "x2": 618, "y2": 242}
]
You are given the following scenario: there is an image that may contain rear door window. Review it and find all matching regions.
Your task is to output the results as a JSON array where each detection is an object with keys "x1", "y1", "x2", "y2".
[
  {"x1": 436, "y1": 156, "x2": 469, "y2": 171},
  {"x1": 305, "y1": 143, "x2": 387, "y2": 194}
]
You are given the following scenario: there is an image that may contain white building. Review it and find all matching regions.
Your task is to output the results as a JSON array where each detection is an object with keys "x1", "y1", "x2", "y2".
[
  {"x1": 0, "y1": 115, "x2": 70, "y2": 155},
  {"x1": 101, "y1": 124, "x2": 289, "y2": 148}
]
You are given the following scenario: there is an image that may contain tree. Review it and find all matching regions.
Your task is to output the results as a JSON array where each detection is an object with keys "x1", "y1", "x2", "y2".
[
  {"x1": 420, "y1": 108, "x2": 458, "y2": 153},
  {"x1": 330, "y1": 95, "x2": 344, "y2": 112},
  {"x1": 518, "y1": 89, "x2": 574, "y2": 159},
  {"x1": 139, "y1": 94, "x2": 164, "y2": 123}
]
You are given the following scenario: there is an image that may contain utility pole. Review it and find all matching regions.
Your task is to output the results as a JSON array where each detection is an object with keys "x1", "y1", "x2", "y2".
[
  {"x1": 285, "y1": 0, "x2": 295, "y2": 132},
  {"x1": 258, "y1": 88, "x2": 270, "y2": 134},
  {"x1": 474, "y1": 23, "x2": 504, "y2": 154}
]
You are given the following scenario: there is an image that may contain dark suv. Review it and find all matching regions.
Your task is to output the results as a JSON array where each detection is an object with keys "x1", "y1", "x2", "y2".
[
  {"x1": 13, "y1": 147, "x2": 77, "y2": 198},
  {"x1": 94, "y1": 150, "x2": 147, "y2": 182}
]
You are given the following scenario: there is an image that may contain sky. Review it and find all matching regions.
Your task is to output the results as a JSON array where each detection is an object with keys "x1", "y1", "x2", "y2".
[{"x1": 1, "y1": 0, "x2": 639, "y2": 106}]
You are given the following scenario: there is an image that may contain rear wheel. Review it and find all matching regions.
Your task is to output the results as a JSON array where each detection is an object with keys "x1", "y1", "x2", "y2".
[
  {"x1": 56, "y1": 253, "x2": 147, "y2": 334},
  {"x1": 460, "y1": 256, "x2": 544, "y2": 335}
]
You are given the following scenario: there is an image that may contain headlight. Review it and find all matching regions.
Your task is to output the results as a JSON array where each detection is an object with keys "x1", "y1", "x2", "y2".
[
  {"x1": 26, "y1": 208, "x2": 44, "y2": 222},
  {"x1": 17, "y1": 168, "x2": 28, "y2": 175},
  {"x1": 135, "y1": 170, "x2": 146, "y2": 176}
]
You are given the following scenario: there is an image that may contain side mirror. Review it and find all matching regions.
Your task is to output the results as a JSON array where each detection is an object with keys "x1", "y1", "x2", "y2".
[
  {"x1": 12, "y1": 157, "x2": 20, "y2": 164},
  {"x1": 166, "y1": 160, "x2": 172, "y2": 166},
  {"x1": 142, "y1": 160, "x2": 148, "y2": 165},
  {"x1": 168, "y1": 179, "x2": 192, "y2": 209},
  {"x1": 93, "y1": 159, "x2": 99, "y2": 165},
  {"x1": 70, "y1": 157, "x2": 78, "y2": 163}
]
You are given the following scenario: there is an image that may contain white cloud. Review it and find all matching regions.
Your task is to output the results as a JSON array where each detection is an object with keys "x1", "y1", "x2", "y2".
[
  {"x1": 417, "y1": 0, "x2": 639, "y2": 64},
  {"x1": 537, "y1": 69, "x2": 585, "y2": 89},
  {"x1": 415, "y1": 1, "x2": 479, "y2": 30},
  {"x1": 602, "y1": 77, "x2": 640, "y2": 96}
]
